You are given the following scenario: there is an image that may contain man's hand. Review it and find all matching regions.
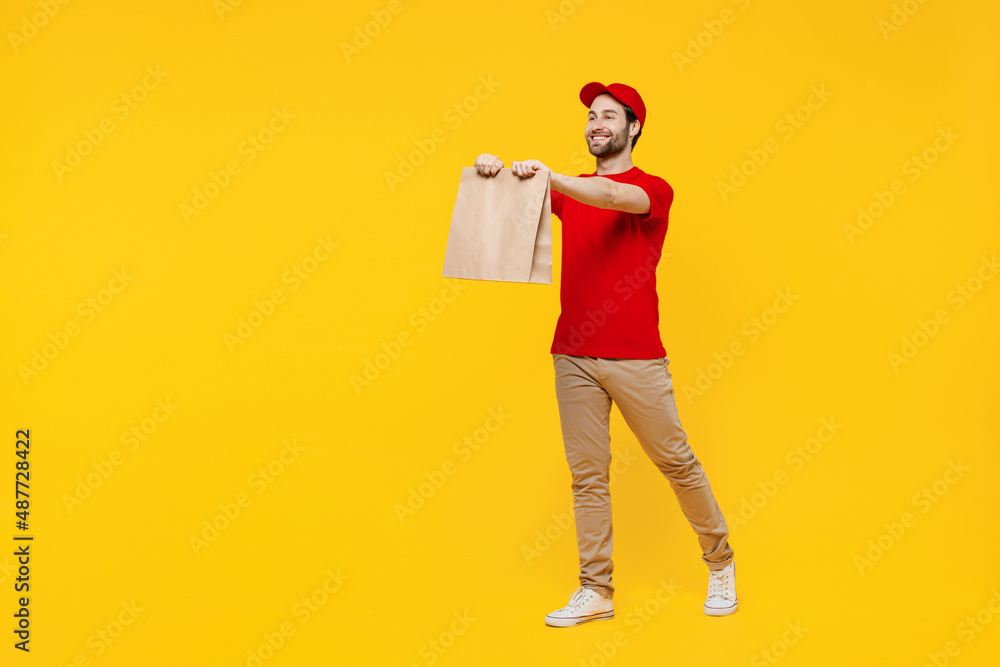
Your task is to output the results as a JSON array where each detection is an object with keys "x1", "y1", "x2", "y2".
[
  {"x1": 474, "y1": 153, "x2": 504, "y2": 176},
  {"x1": 511, "y1": 159, "x2": 550, "y2": 179}
]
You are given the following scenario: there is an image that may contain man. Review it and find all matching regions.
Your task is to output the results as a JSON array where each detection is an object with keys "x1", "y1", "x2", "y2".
[{"x1": 473, "y1": 82, "x2": 737, "y2": 627}]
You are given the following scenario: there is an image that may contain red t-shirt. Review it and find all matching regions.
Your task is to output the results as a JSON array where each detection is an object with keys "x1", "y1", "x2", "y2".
[{"x1": 549, "y1": 165, "x2": 674, "y2": 359}]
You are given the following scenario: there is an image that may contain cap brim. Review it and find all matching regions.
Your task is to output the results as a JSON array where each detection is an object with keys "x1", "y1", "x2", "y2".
[{"x1": 579, "y1": 82, "x2": 611, "y2": 108}]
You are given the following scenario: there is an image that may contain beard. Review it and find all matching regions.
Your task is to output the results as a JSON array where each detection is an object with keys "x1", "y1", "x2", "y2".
[{"x1": 588, "y1": 125, "x2": 629, "y2": 157}]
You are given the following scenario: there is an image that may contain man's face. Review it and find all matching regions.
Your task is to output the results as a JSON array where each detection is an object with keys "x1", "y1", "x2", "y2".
[{"x1": 586, "y1": 93, "x2": 634, "y2": 157}]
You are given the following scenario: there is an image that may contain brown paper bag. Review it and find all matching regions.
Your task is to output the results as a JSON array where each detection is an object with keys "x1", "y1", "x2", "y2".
[{"x1": 442, "y1": 167, "x2": 552, "y2": 284}]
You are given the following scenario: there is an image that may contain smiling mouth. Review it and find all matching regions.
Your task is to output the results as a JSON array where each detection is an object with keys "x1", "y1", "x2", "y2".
[{"x1": 590, "y1": 135, "x2": 610, "y2": 142}]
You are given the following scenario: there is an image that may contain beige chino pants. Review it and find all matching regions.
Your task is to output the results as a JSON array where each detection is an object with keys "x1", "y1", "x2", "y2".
[{"x1": 552, "y1": 353, "x2": 734, "y2": 600}]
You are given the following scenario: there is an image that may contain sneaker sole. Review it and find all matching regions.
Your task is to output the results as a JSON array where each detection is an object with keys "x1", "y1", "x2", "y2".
[
  {"x1": 544, "y1": 610, "x2": 614, "y2": 627},
  {"x1": 703, "y1": 603, "x2": 738, "y2": 616}
]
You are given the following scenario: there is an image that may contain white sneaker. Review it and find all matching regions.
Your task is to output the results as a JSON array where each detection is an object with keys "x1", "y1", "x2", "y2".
[
  {"x1": 704, "y1": 562, "x2": 738, "y2": 616},
  {"x1": 544, "y1": 586, "x2": 614, "y2": 627}
]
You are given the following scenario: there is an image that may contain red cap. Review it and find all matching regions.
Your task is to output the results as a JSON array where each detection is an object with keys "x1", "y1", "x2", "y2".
[{"x1": 579, "y1": 82, "x2": 646, "y2": 128}]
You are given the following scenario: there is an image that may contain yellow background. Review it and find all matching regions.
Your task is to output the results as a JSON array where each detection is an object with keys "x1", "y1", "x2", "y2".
[{"x1": 2, "y1": 0, "x2": 999, "y2": 665}]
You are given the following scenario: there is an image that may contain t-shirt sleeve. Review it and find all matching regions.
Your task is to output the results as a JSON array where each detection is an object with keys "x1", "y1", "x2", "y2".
[
  {"x1": 550, "y1": 188, "x2": 563, "y2": 218},
  {"x1": 634, "y1": 175, "x2": 674, "y2": 230}
]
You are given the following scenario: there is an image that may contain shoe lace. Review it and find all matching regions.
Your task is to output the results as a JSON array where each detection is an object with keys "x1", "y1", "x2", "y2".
[
  {"x1": 566, "y1": 586, "x2": 594, "y2": 609},
  {"x1": 707, "y1": 569, "x2": 731, "y2": 599}
]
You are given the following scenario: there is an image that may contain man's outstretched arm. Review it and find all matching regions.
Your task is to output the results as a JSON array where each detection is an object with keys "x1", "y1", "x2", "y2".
[
  {"x1": 471, "y1": 153, "x2": 650, "y2": 215},
  {"x1": 509, "y1": 158, "x2": 650, "y2": 216}
]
